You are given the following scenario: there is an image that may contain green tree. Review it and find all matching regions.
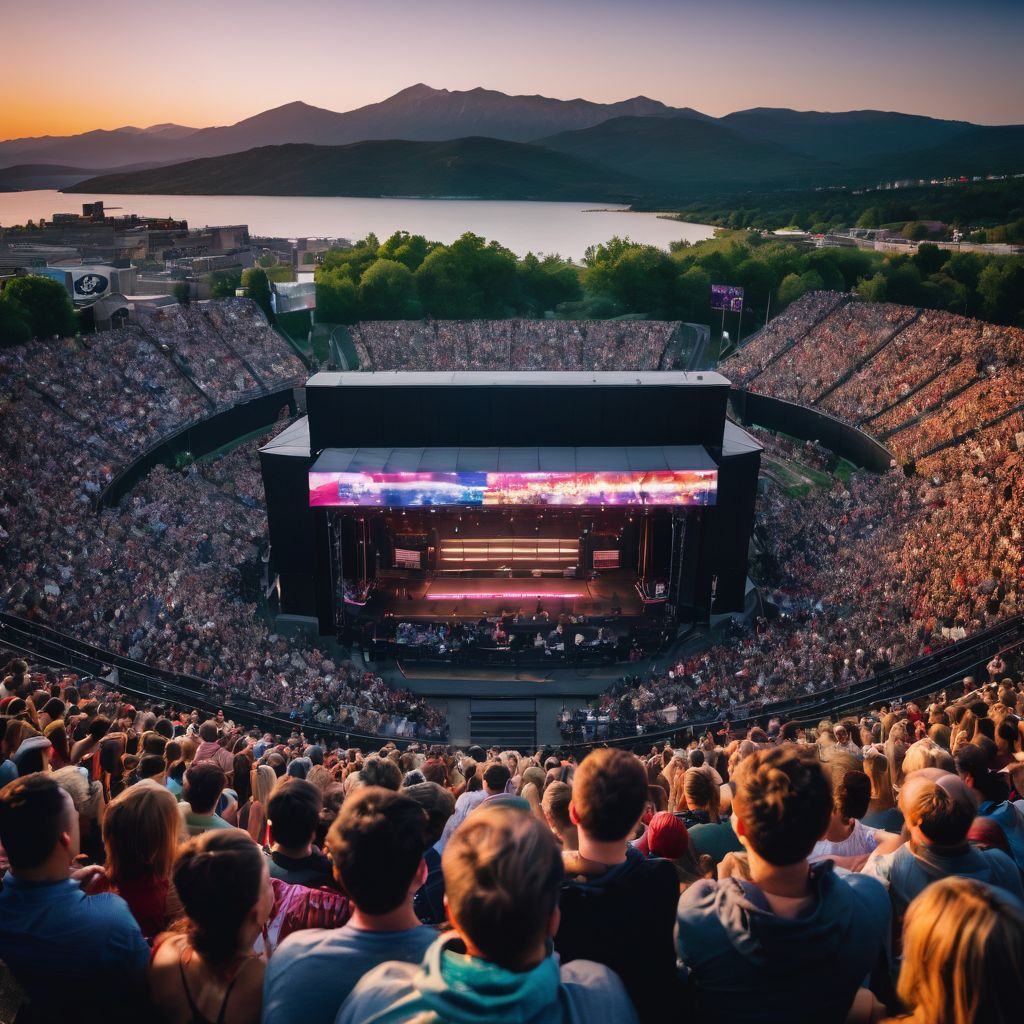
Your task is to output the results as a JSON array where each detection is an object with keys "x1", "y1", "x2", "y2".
[
  {"x1": 377, "y1": 231, "x2": 436, "y2": 272},
  {"x1": 357, "y1": 258, "x2": 422, "y2": 319},
  {"x1": 1, "y1": 275, "x2": 76, "y2": 340},
  {"x1": 516, "y1": 253, "x2": 581, "y2": 315},
  {"x1": 912, "y1": 243, "x2": 948, "y2": 277},
  {"x1": 585, "y1": 241, "x2": 680, "y2": 316},
  {"x1": 902, "y1": 221, "x2": 930, "y2": 242},
  {"x1": 855, "y1": 272, "x2": 888, "y2": 303},
  {"x1": 856, "y1": 207, "x2": 884, "y2": 229},
  {"x1": 0, "y1": 294, "x2": 32, "y2": 346},
  {"x1": 415, "y1": 233, "x2": 519, "y2": 318},
  {"x1": 977, "y1": 258, "x2": 1024, "y2": 325},
  {"x1": 242, "y1": 267, "x2": 274, "y2": 322},
  {"x1": 209, "y1": 270, "x2": 242, "y2": 298},
  {"x1": 315, "y1": 269, "x2": 359, "y2": 324},
  {"x1": 172, "y1": 281, "x2": 191, "y2": 305}
]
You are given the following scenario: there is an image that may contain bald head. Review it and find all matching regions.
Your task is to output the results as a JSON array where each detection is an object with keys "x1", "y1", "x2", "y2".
[{"x1": 900, "y1": 770, "x2": 977, "y2": 847}]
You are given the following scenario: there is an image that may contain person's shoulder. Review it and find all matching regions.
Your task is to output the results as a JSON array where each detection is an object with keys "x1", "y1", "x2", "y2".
[
  {"x1": 832, "y1": 866, "x2": 892, "y2": 920},
  {"x1": 560, "y1": 959, "x2": 640, "y2": 1024},
  {"x1": 270, "y1": 926, "x2": 338, "y2": 966},
  {"x1": 677, "y1": 877, "x2": 720, "y2": 917},
  {"x1": 335, "y1": 960, "x2": 420, "y2": 1024},
  {"x1": 980, "y1": 847, "x2": 1024, "y2": 892}
]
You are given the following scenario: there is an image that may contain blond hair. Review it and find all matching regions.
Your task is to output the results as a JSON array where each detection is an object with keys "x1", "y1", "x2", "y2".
[
  {"x1": 103, "y1": 781, "x2": 182, "y2": 882},
  {"x1": 890, "y1": 877, "x2": 1024, "y2": 1024}
]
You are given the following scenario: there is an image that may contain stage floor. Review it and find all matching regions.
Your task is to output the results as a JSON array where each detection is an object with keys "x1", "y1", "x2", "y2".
[{"x1": 374, "y1": 571, "x2": 645, "y2": 621}]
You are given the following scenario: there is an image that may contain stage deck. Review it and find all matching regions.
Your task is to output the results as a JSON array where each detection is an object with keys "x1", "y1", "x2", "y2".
[{"x1": 373, "y1": 572, "x2": 646, "y2": 621}]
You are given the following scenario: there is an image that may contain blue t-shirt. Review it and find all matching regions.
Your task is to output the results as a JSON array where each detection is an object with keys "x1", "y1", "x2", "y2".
[
  {"x1": 0, "y1": 874, "x2": 149, "y2": 1020},
  {"x1": 262, "y1": 922, "x2": 437, "y2": 1024}
]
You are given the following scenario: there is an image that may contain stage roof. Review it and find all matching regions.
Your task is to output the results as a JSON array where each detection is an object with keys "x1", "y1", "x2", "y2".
[
  {"x1": 309, "y1": 445, "x2": 716, "y2": 474},
  {"x1": 722, "y1": 420, "x2": 764, "y2": 457},
  {"x1": 259, "y1": 416, "x2": 310, "y2": 457},
  {"x1": 306, "y1": 370, "x2": 731, "y2": 389}
]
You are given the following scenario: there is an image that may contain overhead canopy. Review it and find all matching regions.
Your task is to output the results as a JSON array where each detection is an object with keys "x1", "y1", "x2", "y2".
[{"x1": 309, "y1": 445, "x2": 717, "y2": 474}]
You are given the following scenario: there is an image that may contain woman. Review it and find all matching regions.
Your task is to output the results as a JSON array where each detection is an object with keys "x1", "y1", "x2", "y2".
[
  {"x1": 43, "y1": 719, "x2": 71, "y2": 770},
  {"x1": 885, "y1": 877, "x2": 1024, "y2": 1023},
  {"x1": 102, "y1": 782, "x2": 184, "y2": 940},
  {"x1": 247, "y1": 764, "x2": 277, "y2": 846},
  {"x1": 149, "y1": 831, "x2": 273, "y2": 1024},
  {"x1": 862, "y1": 751, "x2": 903, "y2": 832},
  {"x1": 230, "y1": 753, "x2": 254, "y2": 831}
]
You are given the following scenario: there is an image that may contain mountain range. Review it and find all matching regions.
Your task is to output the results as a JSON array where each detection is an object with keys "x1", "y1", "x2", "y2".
[{"x1": 2, "y1": 84, "x2": 1021, "y2": 203}]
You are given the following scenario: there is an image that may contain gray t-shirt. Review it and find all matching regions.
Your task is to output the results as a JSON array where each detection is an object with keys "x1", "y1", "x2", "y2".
[{"x1": 262, "y1": 923, "x2": 437, "y2": 1024}]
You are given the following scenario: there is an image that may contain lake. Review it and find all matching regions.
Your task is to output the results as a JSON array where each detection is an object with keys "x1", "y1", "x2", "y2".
[{"x1": 0, "y1": 191, "x2": 714, "y2": 261}]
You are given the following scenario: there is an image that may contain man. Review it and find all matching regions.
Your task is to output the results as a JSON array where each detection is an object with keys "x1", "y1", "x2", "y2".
[
  {"x1": 181, "y1": 761, "x2": 236, "y2": 835},
  {"x1": 265, "y1": 777, "x2": 333, "y2": 887},
  {"x1": 338, "y1": 805, "x2": 637, "y2": 1024},
  {"x1": 955, "y1": 742, "x2": 1024, "y2": 869},
  {"x1": 863, "y1": 768, "x2": 1023, "y2": 921},
  {"x1": 262, "y1": 787, "x2": 437, "y2": 1024},
  {"x1": 0, "y1": 774, "x2": 150, "y2": 1022},
  {"x1": 677, "y1": 746, "x2": 891, "y2": 1024},
  {"x1": 435, "y1": 760, "x2": 510, "y2": 853},
  {"x1": 555, "y1": 748, "x2": 679, "y2": 1022}
]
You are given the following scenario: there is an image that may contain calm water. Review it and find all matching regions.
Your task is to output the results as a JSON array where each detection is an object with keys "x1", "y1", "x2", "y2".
[{"x1": 0, "y1": 191, "x2": 714, "y2": 261}]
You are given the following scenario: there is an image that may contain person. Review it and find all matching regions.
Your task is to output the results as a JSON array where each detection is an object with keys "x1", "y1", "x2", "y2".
[
  {"x1": 955, "y1": 743, "x2": 1024, "y2": 869},
  {"x1": 435, "y1": 760, "x2": 510, "y2": 852},
  {"x1": 555, "y1": 748, "x2": 679, "y2": 1022},
  {"x1": 194, "y1": 719, "x2": 235, "y2": 775},
  {"x1": 0, "y1": 774, "x2": 150, "y2": 1022},
  {"x1": 102, "y1": 780, "x2": 184, "y2": 939},
  {"x1": 182, "y1": 761, "x2": 236, "y2": 836},
  {"x1": 634, "y1": 809, "x2": 712, "y2": 889},
  {"x1": 149, "y1": 831, "x2": 273, "y2": 1024},
  {"x1": 863, "y1": 769, "x2": 1024, "y2": 924},
  {"x1": 338, "y1": 805, "x2": 638, "y2": 1024},
  {"x1": 810, "y1": 770, "x2": 899, "y2": 867},
  {"x1": 677, "y1": 746, "x2": 891, "y2": 1024},
  {"x1": 248, "y1": 763, "x2": 277, "y2": 844},
  {"x1": 262, "y1": 787, "x2": 437, "y2": 1024},
  {"x1": 403, "y1": 780, "x2": 455, "y2": 926},
  {"x1": 264, "y1": 777, "x2": 333, "y2": 887},
  {"x1": 542, "y1": 780, "x2": 578, "y2": 851},
  {"x1": 884, "y1": 877, "x2": 1024, "y2": 1024},
  {"x1": 677, "y1": 764, "x2": 743, "y2": 865},
  {"x1": 862, "y1": 750, "x2": 903, "y2": 832}
]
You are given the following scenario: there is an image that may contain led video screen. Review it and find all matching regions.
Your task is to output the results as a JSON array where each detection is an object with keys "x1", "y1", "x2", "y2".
[{"x1": 309, "y1": 470, "x2": 717, "y2": 508}]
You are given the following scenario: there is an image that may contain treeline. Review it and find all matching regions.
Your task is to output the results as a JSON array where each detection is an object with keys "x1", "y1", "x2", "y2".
[
  {"x1": 312, "y1": 230, "x2": 1024, "y2": 331},
  {"x1": 314, "y1": 231, "x2": 581, "y2": 322},
  {"x1": 0, "y1": 275, "x2": 77, "y2": 345},
  {"x1": 669, "y1": 177, "x2": 1024, "y2": 238}
]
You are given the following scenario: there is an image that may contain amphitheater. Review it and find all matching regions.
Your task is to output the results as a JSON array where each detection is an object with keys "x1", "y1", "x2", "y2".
[{"x1": 1, "y1": 292, "x2": 1023, "y2": 750}]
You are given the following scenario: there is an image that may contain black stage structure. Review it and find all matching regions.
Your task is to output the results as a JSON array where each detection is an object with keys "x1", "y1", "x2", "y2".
[{"x1": 261, "y1": 371, "x2": 761, "y2": 661}]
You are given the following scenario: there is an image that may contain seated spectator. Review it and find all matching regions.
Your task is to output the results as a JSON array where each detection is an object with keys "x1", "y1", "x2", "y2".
[
  {"x1": 356, "y1": 754, "x2": 402, "y2": 792},
  {"x1": 182, "y1": 761, "x2": 235, "y2": 835},
  {"x1": 556, "y1": 748, "x2": 679, "y2": 1022},
  {"x1": 262, "y1": 787, "x2": 437, "y2": 1024},
  {"x1": 338, "y1": 805, "x2": 638, "y2": 1023},
  {"x1": 887, "y1": 877, "x2": 1024, "y2": 1024},
  {"x1": 264, "y1": 778, "x2": 333, "y2": 888},
  {"x1": 634, "y1": 810, "x2": 712, "y2": 890},
  {"x1": 677, "y1": 746, "x2": 891, "y2": 1024},
  {"x1": 0, "y1": 774, "x2": 150, "y2": 1022},
  {"x1": 102, "y1": 781, "x2": 184, "y2": 939},
  {"x1": 864, "y1": 769, "x2": 1024, "y2": 924},
  {"x1": 150, "y1": 831, "x2": 273, "y2": 1024},
  {"x1": 403, "y1": 780, "x2": 455, "y2": 926},
  {"x1": 862, "y1": 751, "x2": 903, "y2": 832}
]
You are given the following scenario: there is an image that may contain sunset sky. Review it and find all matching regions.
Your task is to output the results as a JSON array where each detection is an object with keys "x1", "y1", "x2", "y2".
[{"x1": 5, "y1": 0, "x2": 1022, "y2": 139}]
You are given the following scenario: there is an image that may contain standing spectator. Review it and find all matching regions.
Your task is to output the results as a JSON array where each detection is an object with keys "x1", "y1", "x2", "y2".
[
  {"x1": 182, "y1": 761, "x2": 235, "y2": 835},
  {"x1": 102, "y1": 781, "x2": 184, "y2": 939},
  {"x1": 262, "y1": 787, "x2": 437, "y2": 1024},
  {"x1": 403, "y1": 780, "x2": 455, "y2": 926},
  {"x1": 556, "y1": 748, "x2": 679, "y2": 1022},
  {"x1": 0, "y1": 774, "x2": 150, "y2": 1022},
  {"x1": 338, "y1": 805, "x2": 638, "y2": 1024},
  {"x1": 864, "y1": 769, "x2": 1024, "y2": 923},
  {"x1": 149, "y1": 831, "x2": 273, "y2": 1024},
  {"x1": 886, "y1": 877, "x2": 1024, "y2": 1024},
  {"x1": 677, "y1": 747, "x2": 891, "y2": 1023},
  {"x1": 264, "y1": 778, "x2": 333, "y2": 887},
  {"x1": 435, "y1": 760, "x2": 510, "y2": 853}
]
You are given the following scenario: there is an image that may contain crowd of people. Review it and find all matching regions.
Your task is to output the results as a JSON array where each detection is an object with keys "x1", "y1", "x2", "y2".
[
  {"x1": 3, "y1": 650, "x2": 1024, "y2": 1022},
  {"x1": 350, "y1": 319, "x2": 684, "y2": 372}
]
